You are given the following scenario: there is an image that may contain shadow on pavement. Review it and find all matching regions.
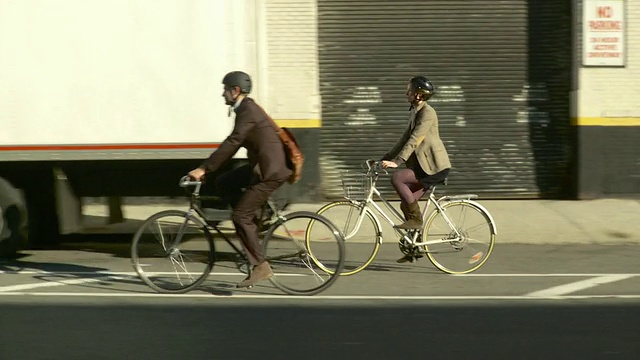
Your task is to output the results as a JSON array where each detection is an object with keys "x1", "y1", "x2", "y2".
[
  {"x1": 0, "y1": 256, "x2": 256, "y2": 296},
  {"x1": 0, "y1": 257, "x2": 108, "y2": 274},
  {"x1": 0, "y1": 257, "x2": 143, "y2": 293}
]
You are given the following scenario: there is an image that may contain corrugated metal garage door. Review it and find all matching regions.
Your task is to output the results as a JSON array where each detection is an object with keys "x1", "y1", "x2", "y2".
[{"x1": 317, "y1": 0, "x2": 573, "y2": 199}]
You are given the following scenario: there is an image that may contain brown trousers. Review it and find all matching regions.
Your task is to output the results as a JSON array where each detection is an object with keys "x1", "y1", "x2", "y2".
[{"x1": 216, "y1": 164, "x2": 285, "y2": 265}]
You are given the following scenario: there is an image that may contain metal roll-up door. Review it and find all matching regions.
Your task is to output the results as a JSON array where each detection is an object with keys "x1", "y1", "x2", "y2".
[{"x1": 317, "y1": 0, "x2": 572, "y2": 199}]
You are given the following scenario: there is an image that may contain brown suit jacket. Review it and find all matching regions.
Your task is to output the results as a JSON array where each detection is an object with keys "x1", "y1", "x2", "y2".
[
  {"x1": 200, "y1": 97, "x2": 292, "y2": 182},
  {"x1": 385, "y1": 102, "x2": 451, "y2": 175}
]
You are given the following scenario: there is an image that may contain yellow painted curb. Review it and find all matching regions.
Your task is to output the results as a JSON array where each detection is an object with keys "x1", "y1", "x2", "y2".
[
  {"x1": 572, "y1": 117, "x2": 640, "y2": 126},
  {"x1": 274, "y1": 119, "x2": 321, "y2": 128}
]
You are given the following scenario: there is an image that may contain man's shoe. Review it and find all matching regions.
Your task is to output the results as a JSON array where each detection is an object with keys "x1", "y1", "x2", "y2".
[{"x1": 236, "y1": 261, "x2": 274, "y2": 288}]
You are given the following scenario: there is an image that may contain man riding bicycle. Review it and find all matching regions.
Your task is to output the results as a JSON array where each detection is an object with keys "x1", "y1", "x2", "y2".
[{"x1": 188, "y1": 71, "x2": 292, "y2": 288}]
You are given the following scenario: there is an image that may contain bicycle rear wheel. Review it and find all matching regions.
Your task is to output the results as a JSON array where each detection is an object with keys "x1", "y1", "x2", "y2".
[
  {"x1": 422, "y1": 201, "x2": 495, "y2": 274},
  {"x1": 311, "y1": 201, "x2": 381, "y2": 275},
  {"x1": 131, "y1": 210, "x2": 215, "y2": 293},
  {"x1": 264, "y1": 211, "x2": 345, "y2": 295}
]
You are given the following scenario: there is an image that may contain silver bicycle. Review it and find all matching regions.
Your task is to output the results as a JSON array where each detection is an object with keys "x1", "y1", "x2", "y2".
[
  {"x1": 131, "y1": 176, "x2": 346, "y2": 296},
  {"x1": 307, "y1": 159, "x2": 497, "y2": 275}
]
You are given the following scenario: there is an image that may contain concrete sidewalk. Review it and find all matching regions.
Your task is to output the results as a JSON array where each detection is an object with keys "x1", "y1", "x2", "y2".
[{"x1": 81, "y1": 198, "x2": 640, "y2": 245}]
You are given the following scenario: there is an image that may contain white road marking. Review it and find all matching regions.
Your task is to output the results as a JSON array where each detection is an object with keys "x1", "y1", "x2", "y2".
[
  {"x1": 455, "y1": 273, "x2": 640, "y2": 277},
  {"x1": 2, "y1": 271, "x2": 640, "y2": 277},
  {"x1": 0, "y1": 271, "x2": 309, "y2": 294},
  {"x1": 0, "y1": 271, "x2": 244, "y2": 276},
  {"x1": 1, "y1": 272, "x2": 638, "y2": 299},
  {"x1": 0, "y1": 277, "x2": 109, "y2": 293},
  {"x1": 0, "y1": 270, "x2": 298, "y2": 277},
  {"x1": 525, "y1": 275, "x2": 636, "y2": 297},
  {"x1": 0, "y1": 292, "x2": 639, "y2": 300}
]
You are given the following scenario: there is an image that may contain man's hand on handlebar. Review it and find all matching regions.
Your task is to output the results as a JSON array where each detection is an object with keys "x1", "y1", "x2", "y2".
[{"x1": 188, "y1": 167, "x2": 206, "y2": 181}]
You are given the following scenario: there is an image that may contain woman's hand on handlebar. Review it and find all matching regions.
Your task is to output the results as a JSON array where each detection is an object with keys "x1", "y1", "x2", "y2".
[{"x1": 380, "y1": 160, "x2": 398, "y2": 169}]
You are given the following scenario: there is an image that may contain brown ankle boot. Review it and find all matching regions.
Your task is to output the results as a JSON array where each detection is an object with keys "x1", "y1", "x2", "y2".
[
  {"x1": 395, "y1": 201, "x2": 422, "y2": 229},
  {"x1": 236, "y1": 261, "x2": 273, "y2": 288},
  {"x1": 400, "y1": 201, "x2": 409, "y2": 220}
]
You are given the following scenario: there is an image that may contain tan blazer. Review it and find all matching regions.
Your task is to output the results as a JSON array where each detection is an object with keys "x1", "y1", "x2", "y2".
[{"x1": 384, "y1": 102, "x2": 451, "y2": 175}]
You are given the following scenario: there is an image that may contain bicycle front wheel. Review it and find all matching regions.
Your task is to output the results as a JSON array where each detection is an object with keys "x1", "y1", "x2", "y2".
[
  {"x1": 131, "y1": 210, "x2": 215, "y2": 294},
  {"x1": 264, "y1": 211, "x2": 345, "y2": 296},
  {"x1": 311, "y1": 201, "x2": 381, "y2": 275},
  {"x1": 422, "y1": 201, "x2": 496, "y2": 274}
]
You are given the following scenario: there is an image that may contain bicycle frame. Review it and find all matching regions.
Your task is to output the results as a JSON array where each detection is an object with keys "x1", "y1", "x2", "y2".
[
  {"x1": 344, "y1": 161, "x2": 466, "y2": 247},
  {"x1": 170, "y1": 184, "x2": 247, "y2": 261},
  {"x1": 174, "y1": 176, "x2": 305, "y2": 266}
]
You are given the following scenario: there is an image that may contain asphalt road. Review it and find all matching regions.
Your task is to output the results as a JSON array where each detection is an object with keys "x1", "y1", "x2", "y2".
[{"x1": 1, "y1": 243, "x2": 639, "y2": 359}]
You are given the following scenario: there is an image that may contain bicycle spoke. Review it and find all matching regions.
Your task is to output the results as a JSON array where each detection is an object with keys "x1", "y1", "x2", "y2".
[
  {"x1": 423, "y1": 238, "x2": 458, "y2": 246},
  {"x1": 300, "y1": 256, "x2": 326, "y2": 284},
  {"x1": 178, "y1": 250, "x2": 209, "y2": 264},
  {"x1": 267, "y1": 251, "x2": 304, "y2": 262},
  {"x1": 278, "y1": 223, "x2": 307, "y2": 252},
  {"x1": 427, "y1": 248, "x2": 459, "y2": 254},
  {"x1": 169, "y1": 256, "x2": 186, "y2": 286},
  {"x1": 132, "y1": 210, "x2": 214, "y2": 294},
  {"x1": 265, "y1": 211, "x2": 344, "y2": 295},
  {"x1": 154, "y1": 221, "x2": 169, "y2": 251},
  {"x1": 423, "y1": 202, "x2": 495, "y2": 274},
  {"x1": 342, "y1": 206, "x2": 362, "y2": 239},
  {"x1": 466, "y1": 237, "x2": 486, "y2": 244},
  {"x1": 464, "y1": 222, "x2": 491, "y2": 233},
  {"x1": 456, "y1": 203, "x2": 468, "y2": 225}
]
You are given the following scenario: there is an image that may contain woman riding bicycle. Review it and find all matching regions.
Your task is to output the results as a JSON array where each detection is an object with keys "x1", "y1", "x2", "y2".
[{"x1": 381, "y1": 76, "x2": 452, "y2": 260}]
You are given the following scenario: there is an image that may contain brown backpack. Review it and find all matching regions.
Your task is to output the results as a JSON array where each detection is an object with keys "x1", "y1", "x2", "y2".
[{"x1": 259, "y1": 107, "x2": 304, "y2": 184}]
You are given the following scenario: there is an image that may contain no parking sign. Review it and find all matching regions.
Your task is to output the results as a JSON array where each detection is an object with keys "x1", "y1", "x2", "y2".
[{"x1": 583, "y1": 0, "x2": 625, "y2": 67}]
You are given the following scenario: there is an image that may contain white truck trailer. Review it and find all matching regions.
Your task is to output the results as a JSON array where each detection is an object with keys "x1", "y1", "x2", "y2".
[{"x1": 0, "y1": 0, "x2": 322, "y2": 254}]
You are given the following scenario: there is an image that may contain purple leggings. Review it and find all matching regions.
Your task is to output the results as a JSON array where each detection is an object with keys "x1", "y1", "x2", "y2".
[{"x1": 391, "y1": 169, "x2": 426, "y2": 204}]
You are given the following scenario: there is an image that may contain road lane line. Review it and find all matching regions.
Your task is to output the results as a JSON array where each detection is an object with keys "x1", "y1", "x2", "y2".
[
  {"x1": 1, "y1": 292, "x2": 640, "y2": 300},
  {"x1": 0, "y1": 271, "x2": 248, "y2": 276},
  {"x1": 3, "y1": 271, "x2": 640, "y2": 277},
  {"x1": 525, "y1": 275, "x2": 636, "y2": 297},
  {"x1": 0, "y1": 277, "x2": 108, "y2": 293},
  {"x1": 454, "y1": 273, "x2": 640, "y2": 277}
]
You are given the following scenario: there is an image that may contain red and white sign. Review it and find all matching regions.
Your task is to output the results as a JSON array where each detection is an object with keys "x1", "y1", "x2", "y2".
[{"x1": 583, "y1": 0, "x2": 625, "y2": 66}]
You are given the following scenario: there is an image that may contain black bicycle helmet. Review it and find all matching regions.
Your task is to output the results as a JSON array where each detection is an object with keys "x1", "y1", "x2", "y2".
[
  {"x1": 222, "y1": 71, "x2": 252, "y2": 94},
  {"x1": 409, "y1": 76, "x2": 435, "y2": 97}
]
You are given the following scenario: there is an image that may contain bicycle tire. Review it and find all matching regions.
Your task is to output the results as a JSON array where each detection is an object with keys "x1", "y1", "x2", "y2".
[
  {"x1": 422, "y1": 201, "x2": 496, "y2": 274},
  {"x1": 263, "y1": 211, "x2": 345, "y2": 295},
  {"x1": 310, "y1": 201, "x2": 381, "y2": 275},
  {"x1": 131, "y1": 210, "x2": 215, "y2": 294}
]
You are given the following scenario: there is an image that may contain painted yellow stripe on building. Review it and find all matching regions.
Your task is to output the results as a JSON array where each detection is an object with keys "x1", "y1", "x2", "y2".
[
  {"x1": 572, "y1": 117, "x2": 640, "y2": 126},
  {"x1": 273, "y1": 119, "x2": 321, "y2": 128}
]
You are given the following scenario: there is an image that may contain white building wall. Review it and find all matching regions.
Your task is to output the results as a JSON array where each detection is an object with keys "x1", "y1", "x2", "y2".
[
  {"x1": 264, "y1": 0, "x2": 321, "y2": 125},
  {"x1": 577, "y1": 0, "x2": 640, "y2": 124}
]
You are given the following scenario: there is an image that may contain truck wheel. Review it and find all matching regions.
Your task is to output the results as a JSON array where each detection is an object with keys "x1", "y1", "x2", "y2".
[{"x1": 0, "y1": 206, "x2": 24, "y2": 259}]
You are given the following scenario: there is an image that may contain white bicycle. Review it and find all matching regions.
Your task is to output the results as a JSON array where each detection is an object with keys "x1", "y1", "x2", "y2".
[{"x1": 307, "y1": 159, "x2": 497, "y2": 275}]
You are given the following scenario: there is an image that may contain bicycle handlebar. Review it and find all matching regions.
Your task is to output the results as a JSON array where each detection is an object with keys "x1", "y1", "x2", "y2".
[
  {"x1": 179, "y1": 175, "x2": 203, "y2": 191},
  {"x1": 364, "y1": 159, "x2": 388, "y2": 175}
]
